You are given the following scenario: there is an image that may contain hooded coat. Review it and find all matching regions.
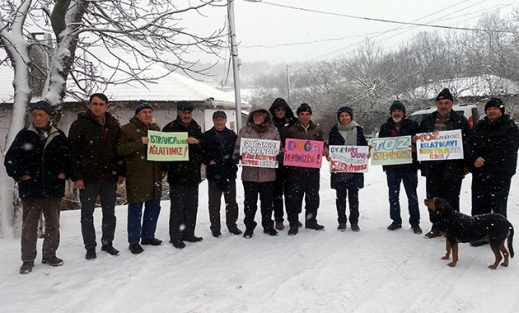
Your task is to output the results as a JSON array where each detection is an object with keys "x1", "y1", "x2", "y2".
[
  {"x1": 5, "y1": 124, "x2": 70, "y2": 199},
  {"x1": 269, "y1": 99, "x2": 297, "y2": 145},
  {"x1": 234, "y1": 103, "x2": 280, "y2": 183},
  {"x1": 117, "y1": 116, "x2": 162, "y2": 203},
  {"x1": 68, "y1": 110, "x2": 124, "y2": 183}
]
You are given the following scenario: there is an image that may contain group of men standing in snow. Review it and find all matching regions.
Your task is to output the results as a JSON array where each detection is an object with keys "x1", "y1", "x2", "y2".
[{"x1": 4, "y1": 88, "x2": 518, "y2": 275}]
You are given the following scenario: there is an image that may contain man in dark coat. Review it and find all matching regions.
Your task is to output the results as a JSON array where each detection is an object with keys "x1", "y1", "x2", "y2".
[
  {"x1": 117, "y1": 101, "x2": 164, "y2": 254},
  {"x1": 201, "y1": 111, "x2": 242, "y2": 238},
  {"x1": 379, "y1": 101, "x2": 421, "y2": 234},
  {"x1": 285, "y1": 103, "x2": 328, "y2": 236},
  {"x1": 269, "y1": 98, "x2": 297, "y2": 230},
  {"x1": 5, "y1": 100, "x2": 70, "y2": 274},
  {"x1": 416, "y1": 88, "x2": 471, "y2": 238},
  {"x1": 163, "y1": 102, "x2": 204, "y2": 249},
  {"x1": 466, "y1": 98, "x2": 519, "y2": 218},
  {"x1": 68, "y1": 93, "x2": 124, "y2": 260}
]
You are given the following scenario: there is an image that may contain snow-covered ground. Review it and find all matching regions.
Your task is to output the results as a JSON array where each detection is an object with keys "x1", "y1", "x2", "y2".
[{"x1": 1, "y1": 161, "x2": 518, "y2": 313}]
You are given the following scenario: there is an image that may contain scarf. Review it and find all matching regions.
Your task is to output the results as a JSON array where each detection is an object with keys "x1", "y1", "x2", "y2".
[{"x1": 338, "y1": 121, "x2": 359, "y2": 145}]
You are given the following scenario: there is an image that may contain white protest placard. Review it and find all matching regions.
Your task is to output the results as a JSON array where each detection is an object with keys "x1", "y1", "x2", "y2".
[
  {"x1": 329, "y1": 145, "x2": 369, "y2": 173},
  {"x1": 370, "y1": 136, "x2": 413, "y2": 166},
  {"x1": 416, "y1": 129, "x2": 464, "y2": 161},
  {"x1": 239, "y1": 138, "x2": 280, "y2": 168}
]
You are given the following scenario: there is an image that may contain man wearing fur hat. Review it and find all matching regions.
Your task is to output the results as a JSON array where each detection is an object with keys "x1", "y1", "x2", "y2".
[
  {"x1": 163, "y1": 102, "x2": 204, "y2": 248},
  {"x1": 379, "y1": 101, "x2": 421, "y2": 234},
  {"x1": 466, "y1": 98, "x2": 519, "y2": 221},
  {"x1": 5, "y1": 100, "x2": 70, "y2": 274},
  {"x1": 284, "y1": 103, "x2": 329, "y2": 236},
  {"x1": 415, "y1": 88, "x2": 471, "y2": 238}
]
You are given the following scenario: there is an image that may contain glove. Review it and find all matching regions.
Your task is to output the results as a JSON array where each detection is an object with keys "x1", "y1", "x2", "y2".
[
  {"x1": 233, "y1": 153, "x2": 242, "y2": 164},
  {"x1": 276, "y1": 153, "x2": 283, "y2": 163}
]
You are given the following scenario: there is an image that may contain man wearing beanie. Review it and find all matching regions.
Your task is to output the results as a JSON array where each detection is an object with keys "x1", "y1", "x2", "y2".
[
  {"x1": 5, "y1": 100, "x2": 70, "y2": 273},
  {"x1": 466, "y1": 98, "x2": 518, "y2": 237},
  {"x1": 415, "y1": 88, "x2": 471, "y2": 238},
  {"x1": 379, "y1": 101, "x2": 421, "y2": 234},
  {"x1": 163, "y1": 101, "x2": 204, "y2": 248},
  {"x1": 68, "y1": 93, "x2": 124, "y2": 260},
  {"x1": 268, "y1": 98, "x2": 297, "y2": 230},
  {"x1": 118, "y1": 101, "x2": 164, "y2": 254},
  {"x1": 284, "y1": 103, "x2": 329, "y2": 236}
]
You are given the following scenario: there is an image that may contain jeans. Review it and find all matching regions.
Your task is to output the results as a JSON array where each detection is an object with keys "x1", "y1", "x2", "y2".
[
  {"x1": 127, "y1": 199, "x2": 161, "y2": 244},
  {"x1": 386, "y1": 168, "x2": 420, "y2": 226},
  {"x1": 80, "y1": 181, "x2": 117, "y2": 249}
]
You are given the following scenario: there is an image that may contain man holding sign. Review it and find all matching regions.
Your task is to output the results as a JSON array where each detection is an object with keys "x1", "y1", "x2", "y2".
[
  {"x1": 378, "y1": 101, "x2": 421, "y2": 234},
  {"x1": 414, "y1": 88, "x2": 471, "y2": 238}
]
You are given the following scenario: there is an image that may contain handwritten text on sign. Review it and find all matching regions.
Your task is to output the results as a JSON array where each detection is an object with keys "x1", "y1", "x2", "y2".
[
  {"x1": 284, "y1": 139, "x2": 324, "y2": 169},
  {"x1": 240, "y1": 138, "x2": 280, "y2": 168},
  {"x1": 370, "y1": 136, "x2": 413, "y2": 166},
  {"x1": 329, "y1": 145, "x2": 369, "y2": 173},
  {"x1": 147, "y1": 130, "x2": 189, "y2": 161},
  {"x1": 416, "y1": 129, "x2": 464, "y2": 161}
]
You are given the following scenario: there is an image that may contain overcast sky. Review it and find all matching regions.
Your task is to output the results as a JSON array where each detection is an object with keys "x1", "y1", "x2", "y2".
[{"x1": 183, "y1": 0, "x2": 517, "y2": 64}]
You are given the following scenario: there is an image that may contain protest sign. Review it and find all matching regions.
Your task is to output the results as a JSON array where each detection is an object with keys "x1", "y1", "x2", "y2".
[
  {"x1": 329, "y1": 145, "x2": 369, "y2": 173},
  {"x1": 283, "y1": 139, "x2": 324, "y2": 169},
  {"x1": 239, "y1": 138, "x2": 280, "y2": 168},
  {"x1": 147, "y1": 130, "x2": 189, "y2": 161},
  {"x1": 416, "y1": 129, "x2": 464, "y2": 161},
  {"x1": 370, "y1": 136, "x2": 413, "y2": 166}
]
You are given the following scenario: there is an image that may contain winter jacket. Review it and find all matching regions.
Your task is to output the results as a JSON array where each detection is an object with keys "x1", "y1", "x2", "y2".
[
  {"x1": 68, "y1": 111, "x2": 124, "y2": 183},
  {"x1": 5, "y1": 124, "x2": 70, "y2": 199},
  {"x1": 328, "y1": 123, "x2": 367, "y2": 190},
  {"x1": 269, "y1": 101, "x2": 297, "y2": 145},
  {"x1": 378, "y1": 117, "x2": 419, "y2": 171},
  {"x1": 285, "y1": 120, "x2": 326, "y2": 173},
  {"x1": 202, "y1": 126, "x2": 238, "y2": 189},
  {"x1": 465, "y1": 114, "x2": 519, "y2": 178},
  {"x1": 418, "y1": 110, "x2": 471, "y2": 179},
  {"x1": 162, "y1": 117, "x2": 203, "y2": 185},
  {"x1": 117, "y1": 116, "x2": 162, "y2": 203},
  {"x1": 234, "y1": 103, "x2": 280, "y2": 183}
]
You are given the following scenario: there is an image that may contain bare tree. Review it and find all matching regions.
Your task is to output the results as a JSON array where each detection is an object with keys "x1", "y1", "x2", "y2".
[{"x1": 0, "y1": 0, "x2": 227, "y2": 235}]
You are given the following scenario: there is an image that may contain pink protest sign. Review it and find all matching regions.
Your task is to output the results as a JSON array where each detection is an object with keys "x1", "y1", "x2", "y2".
[{"x1": 283, "y1": 139, "x2": 324, "y2": 169}]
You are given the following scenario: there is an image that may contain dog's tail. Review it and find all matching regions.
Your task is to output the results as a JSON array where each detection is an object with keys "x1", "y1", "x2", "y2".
[{"x1": 508, "y1": 222, "x2": 514, "y2": 259}]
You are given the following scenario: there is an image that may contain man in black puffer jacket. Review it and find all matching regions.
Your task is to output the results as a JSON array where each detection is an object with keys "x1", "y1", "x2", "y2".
[
  {"x1": 416, "y1": 88, "x2": 471, "y2": 239},
  {"x1": 466, "y1": 98, "x2": 519, "y2": 218}
]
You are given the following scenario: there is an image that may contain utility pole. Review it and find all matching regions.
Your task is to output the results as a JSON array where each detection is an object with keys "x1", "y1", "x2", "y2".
[{"x1": 227, "y1": 0, "x2": 242, "y2": 131}]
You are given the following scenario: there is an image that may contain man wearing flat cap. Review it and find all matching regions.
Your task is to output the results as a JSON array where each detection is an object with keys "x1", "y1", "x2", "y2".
[
  {"x1": 5, "y1": 100, "x2": 70, "y2": 274},
  {"x1": 415, "y1": 88, "x2": 471, "y2": 238},
  {"x1": 466, "y1": 98, "x2": 519, "y2": 223},
  {"x1": 201, "y1": 111, "x2": 242, "y2": 238},
  {"x1": 163, "y1": 101, "x2": 204, "y2": 249}
]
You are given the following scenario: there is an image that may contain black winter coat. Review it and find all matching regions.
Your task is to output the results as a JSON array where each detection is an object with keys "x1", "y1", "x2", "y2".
[
  {"x1": 378, "y1": 117, "x2": 419, "y2": 171},
  {"x1": 269, "y1": 101, "x2": 297, "y2": 145},
  {"x1": 466, "y1": 114, "x2": 519, "y2": 178},
  {"x1": 418, "y1": 111, "x2": 471, "y2": 179},
  {"x1": 5, "y1": 124, "x2": 70, "y2": 199},
  {"x1": 328, "y1": 123, "x2": 367, "y2": 190},
  {"x1": 202, "y1": 127, "x2": 238, "y2": 190},
  {"x1": 162, "y1": 117, "x2": 203, "y2": 184},
  {"x1": 68, "y1": 111, "x2": 124, "y2": 183}
]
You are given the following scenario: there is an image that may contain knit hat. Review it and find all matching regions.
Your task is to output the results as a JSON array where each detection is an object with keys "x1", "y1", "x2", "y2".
[
  {"x1": 296, "y1": 103, "x2": 312, "y2": 115},
  {"x1": 436, "y1": 88, "x2": 453, "y2": 102},
  {"x1": 484, "y1": 98, "x2": 505, "y2": 114},
  {"x1": 389, "y1": 100, "x2": 406, "y2": 115},
  {"x1": 212, "y1": 110, "x2": 227, "y2": 119},
  {"x1": 135, "y1": 100, "x2": 153, "y2": 114},
  {"x1": 177, "y1": 102, "x2": 194, "y2": 112},
  {"x1": 31, "y1": 100, "x2": 53, "y2": 116},
  {"x1": 337, "y1": 106, "x2": 353, "y2": 121}
]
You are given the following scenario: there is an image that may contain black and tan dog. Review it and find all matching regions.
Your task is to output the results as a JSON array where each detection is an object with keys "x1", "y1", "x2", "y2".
[{"x1": 424, "y1": 197, "x2": 514, "y2": 269}]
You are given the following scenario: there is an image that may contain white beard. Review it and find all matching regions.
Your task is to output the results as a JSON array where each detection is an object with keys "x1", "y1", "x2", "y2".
[{"x1": 392, "y1": 116, "x2": 402, "y2": 123}]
